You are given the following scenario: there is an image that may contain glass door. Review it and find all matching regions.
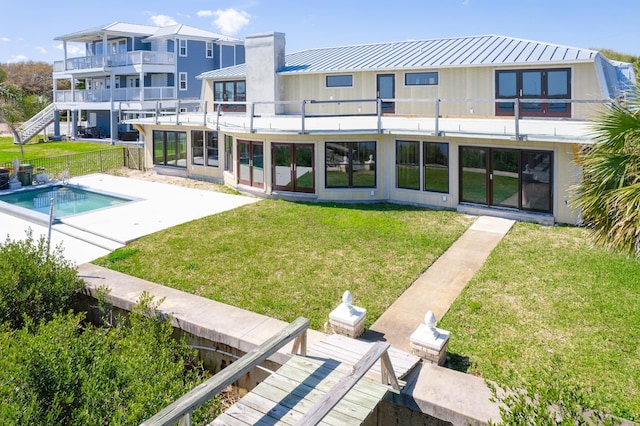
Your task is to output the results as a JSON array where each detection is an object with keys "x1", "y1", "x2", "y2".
[
  {"x1": 237, "y1": 140, "x2": 263, "y2": 188},
  {"x1": 460, "y1": 147, "x2": 488, "y2": 204},
  {"x1": 377, "y1": 74, "x2": 395, "y2": 114},
  {"x1": 460, "y1": 146, "x2": 553, "y2": 213},
  {"x1": 272, "y1": 143, "x2": 315, "y2": 193},
  {"x1": 490, "y1": 149, "x2": 519, "y2": 208}
]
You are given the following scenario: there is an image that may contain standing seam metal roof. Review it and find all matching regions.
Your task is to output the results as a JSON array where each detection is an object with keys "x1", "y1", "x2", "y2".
[{"x1": 197, "y1": 34, "x2": 598, "y2": 80}]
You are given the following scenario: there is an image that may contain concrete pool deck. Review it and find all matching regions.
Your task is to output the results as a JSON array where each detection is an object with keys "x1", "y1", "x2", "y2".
[{"x1": 0, "y1": 173, "x2": 259, "y2": 264}]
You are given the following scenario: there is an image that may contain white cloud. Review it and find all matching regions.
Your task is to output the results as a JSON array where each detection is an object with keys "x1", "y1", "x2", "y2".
[
  {"x1": 8, "y1": 55, "x2": 28, "y2": 63},
  {"x1": 150, "y1": 14, "x2": 178, "y2": 27},
  {"x1": 54, "y1": 43, "x2": 85, "y2": 56},
  {"x1": 36, "y1": 46, "x2": 46, "y2": 54},
  {"x1": 1, "y1": 37, "x2": 9, "y2": 42},
  {"x1": 199, "y1": 9, "x2": 250, "y2": 35}
]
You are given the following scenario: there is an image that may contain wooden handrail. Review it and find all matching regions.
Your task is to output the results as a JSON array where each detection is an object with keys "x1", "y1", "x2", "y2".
[
  {"x1": 140, "y1": 316, "x2": 309, "y2": 426},
  {"x1": 294, "y1": 341, "x2": 398, "y2": 426}
]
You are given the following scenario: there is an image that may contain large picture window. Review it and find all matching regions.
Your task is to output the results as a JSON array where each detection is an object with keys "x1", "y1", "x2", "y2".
[
  {"x1": 396, "y1": 141, "x2": 449, "y2": 193},
  {"x1": 191, "y1": 131, "x2": 219, "y2": 167},
  {"x1": 214, "y1": 80, "x2": 246, "y2": 112},
  {"x1": 325, "y1": 141, "x2": 376, "y2": 188},
  {"x1": 495, "y1": 68, "x2": 571, "y2": 117},
  {"x1": 153, "y1": 130, "x2": 187, "y2": 168}
]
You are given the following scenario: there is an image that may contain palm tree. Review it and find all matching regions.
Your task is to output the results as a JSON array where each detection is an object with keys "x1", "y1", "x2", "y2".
[{"x1": 571, "y1": 92, "x2": 640, "y2": 258}]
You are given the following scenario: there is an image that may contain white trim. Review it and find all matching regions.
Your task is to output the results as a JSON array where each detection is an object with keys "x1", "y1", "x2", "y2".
[
  {"x1": 206, "y1": 41, "x2": 213, "y2": 58},
  {"x1": 179, "y1": 72, "x2": 188, "y2": 91},
  {"x1": 179, "y1": 39, "x2": 187, "y2": 57}
]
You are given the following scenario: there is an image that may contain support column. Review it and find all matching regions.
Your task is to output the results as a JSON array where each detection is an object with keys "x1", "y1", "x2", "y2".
[
  {"x1": 111, "y1": 110, "x2": 119, "y2": 143},
  {"x1": 71, "y1": 110, "x2": 78, "y2": 140},
  {"x1": 53, "y1": 109, "x2": 61, "y2": 139}
]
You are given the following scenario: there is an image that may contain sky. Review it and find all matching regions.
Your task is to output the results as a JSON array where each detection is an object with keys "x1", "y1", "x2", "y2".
[{"x1": 1, "y1": 0, "x2": 639, "y2": 64}]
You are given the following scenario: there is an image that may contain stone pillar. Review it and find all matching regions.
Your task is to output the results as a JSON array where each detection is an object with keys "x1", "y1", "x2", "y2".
[
  {"x1": 410, "y1": 311, "x2": 450, "y2": 366},
  {"x1": 71, "y1": 110, "x2": 78, "y2": 140},
  {"x1": 53, "y1": 109, "x2": 61, "y2": 139},
  {"x1": 329, "y1": 290, "x2": 366, "y2": 338}
]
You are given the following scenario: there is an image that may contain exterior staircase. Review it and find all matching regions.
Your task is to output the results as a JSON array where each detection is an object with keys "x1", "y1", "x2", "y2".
[{"x1": 17, "y1": 103, "x2": 56, "y2": 142}]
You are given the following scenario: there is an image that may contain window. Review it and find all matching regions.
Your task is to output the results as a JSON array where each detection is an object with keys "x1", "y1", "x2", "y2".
[
  {"x1": 424, "y1": 142, "x2": 449, "y2": 193},
  {"x1": 213, "y1": 80, "x2": 246, "y2": 111},
  {"x1": 153, "y1": 130, "x2": 187, "y2": 167},
  {"x1": 179, "y1": 72, "x2": 187, "y2": 91},
  {"x1": 325, "y1": 141, "x2": 376, "y2": 188},
  {"x1": 495, "y1": 68, "x2": 571, "y2": 117},
  {"x1": 396, "y1": 140, "x2": 420, "y2": 190},
  {"x1": 179, "y1": 39, "x2": 187, "y2": 56},
  {"x1": 224, "y1": 135, "x2": 233, "y2": 172},
  {"x1": 405, "y1": 72, "x2": 438, "y2": 86},
  {"x1": 206, "y1": 41, "x2": 213, "y2": 58},
  {"x1": 395, "y1": 140, "x2": 449, "y2": 193},
  {"x1": 191, "y1": 131, "x2": 219, "y2": 167},
  {"x1": 326, "y1": 75, "x2": 353, "y2": 87}
]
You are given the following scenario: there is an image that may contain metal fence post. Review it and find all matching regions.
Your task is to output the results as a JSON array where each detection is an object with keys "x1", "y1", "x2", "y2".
[
  {"x1": 301, "y1": 100, "x2": 306, "y2": 134},
  {"x1": 514, "y1": 98, "x2": 520, "y2": 140},
  {"x1": 435, "y1": 98, "x2": 440, "y2": 136}
]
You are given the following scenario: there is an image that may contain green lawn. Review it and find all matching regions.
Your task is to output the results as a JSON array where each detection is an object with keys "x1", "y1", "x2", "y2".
[
  {"x1": 93, "y1": 201, "x2": 640, "y2": 421},
  {"x1": 0, "y1": 136, "x2": 108, "y2": 164},
  {"x1": 439, "y1": 223, "x2": 640, "y2": 421},
  {"x1": 94, "y1": 200, "x2": 473, "y2": 331}
]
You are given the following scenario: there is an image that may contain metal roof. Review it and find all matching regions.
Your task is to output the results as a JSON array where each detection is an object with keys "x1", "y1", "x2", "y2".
[
  {"x1": 198, "y1": 34, "x2": 598, "y2": 80},
  {"x1": 55, "y1": 21, "x2": 240, "y2": 44}
]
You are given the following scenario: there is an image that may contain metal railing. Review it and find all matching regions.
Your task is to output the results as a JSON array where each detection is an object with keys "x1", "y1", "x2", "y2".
[
  {"x1": 0, "y1": 147, "x2": 144, "y2": 181},
  {"x1": 53, "y1": 51, "x2": 175, "y2": 72},
  {"x1": 54, "y1": 87, "x2": 177, "y2": 103},
  {"x1": 140, "y1": 96, "x2": 611, "y2": 142},
  {"x1": 141, "y1": 317, "x2": 309, "y2": 426}
]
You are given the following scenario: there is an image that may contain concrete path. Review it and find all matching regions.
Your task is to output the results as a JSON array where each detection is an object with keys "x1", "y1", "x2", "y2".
[{"x1": 365, "y1": 215, "x2": 515, "y2": 352}]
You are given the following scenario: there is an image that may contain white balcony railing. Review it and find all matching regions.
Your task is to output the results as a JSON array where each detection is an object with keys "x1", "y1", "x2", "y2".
[
  {"x1": 54, "y1": 86, "x2": 176, "y2": 102},
  {"x1": 53, "y1": 51, "x2": 175, "y2": 72}
]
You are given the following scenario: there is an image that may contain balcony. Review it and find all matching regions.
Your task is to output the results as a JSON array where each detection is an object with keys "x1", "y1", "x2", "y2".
[
  {"x1": 134, "y1": 97, "x2": 612, "y2": 144},
  {"x1": 53, "y1": 51, "x2": 175, "y2": 72},
  {"x1": 54, "y1": 86, "x2": 176, "y2": 103}
]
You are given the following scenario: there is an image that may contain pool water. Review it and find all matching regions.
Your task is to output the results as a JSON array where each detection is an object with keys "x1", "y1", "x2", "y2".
[{"x1": 0, "y1": 185, "x2": 133, "y2": 218}]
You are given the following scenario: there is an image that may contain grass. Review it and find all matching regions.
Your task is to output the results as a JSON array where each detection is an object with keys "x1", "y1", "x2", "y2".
[
  {"x1": 0, "y1": 136, "x2": 109, "y2": 164},
  {"x1": 439, "y1": 222, "x2": 640, "y2": 421},
  {"x1": 92, "y1": 199, "x2": 640, "y2": 421},
  {"x1": 94, "y1": 200, "x2": 473, "y2": 331}
]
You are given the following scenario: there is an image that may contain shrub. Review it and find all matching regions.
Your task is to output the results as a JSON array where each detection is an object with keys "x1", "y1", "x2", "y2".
[{"x1": 0, "y1": 230, "x2": 84, "y2": 329}]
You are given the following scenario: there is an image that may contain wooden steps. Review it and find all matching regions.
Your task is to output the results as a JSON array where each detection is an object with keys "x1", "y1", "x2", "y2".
[
  {"x1": 211, "y1": 355, "x2": 388, "y2": 425},
  {"x1": 211, "y1": 334, "x2": 421, "y2": 425}
]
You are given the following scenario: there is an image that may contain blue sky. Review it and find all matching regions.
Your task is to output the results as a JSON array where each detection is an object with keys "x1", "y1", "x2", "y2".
[{"x1": 2, "y1": 0, "x2": 639, "y2": 64}]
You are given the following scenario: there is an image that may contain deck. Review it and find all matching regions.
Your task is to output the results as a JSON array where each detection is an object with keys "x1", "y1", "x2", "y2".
[{"x1": 211, "y1": 334, "x2": 420, "y2": 425}]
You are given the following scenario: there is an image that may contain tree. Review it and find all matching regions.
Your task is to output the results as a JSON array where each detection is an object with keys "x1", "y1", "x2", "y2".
[{"x1": 570, "y1": 90, "x2": 640, "y2": 258}]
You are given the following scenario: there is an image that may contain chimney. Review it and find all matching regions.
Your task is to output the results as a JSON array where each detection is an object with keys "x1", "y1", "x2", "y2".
[{"x1": 245, "y1": 32, "x2": 286, "y2": 114}]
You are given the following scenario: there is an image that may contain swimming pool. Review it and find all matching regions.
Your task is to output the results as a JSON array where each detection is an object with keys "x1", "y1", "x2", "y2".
[{"x1": 0, "y1": 184, "x2": 134, "y2": 219}]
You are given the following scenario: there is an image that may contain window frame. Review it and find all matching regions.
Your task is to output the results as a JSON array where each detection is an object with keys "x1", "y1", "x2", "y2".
[
  {"x1": 495, "y1": 68, "x2": 571, "y2": 117},
  {"x1": 213, "y1": 80, "x2": 246, "y2": 112},
  {"x1": 191, "y1": 130, "x2": 219, "y2": 167},
  {"x1": 395, "y1": 140, "x2": 449, "y2": 193},
  {"x1": 326, "y1": 75, "x2": 353, "y2": 88},
  {"x1": 325, "y1": 141, "x2": 376, "y2": 188},
  {"x1": 178, "y1": 39, "x2": 187, "y2": 57},
  {"x1": 206, "y1": 41, "x2": 214, "y2": 58},
  {"x1": 405, "y1": 72, "x2": 439, "y2": 86},
  {"x1": 179, "y1": 72, "x2": 187, "y2": 91}
]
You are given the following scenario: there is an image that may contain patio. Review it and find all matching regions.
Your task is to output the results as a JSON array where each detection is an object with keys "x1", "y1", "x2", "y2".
[{"x1": 0, "y1": 173, "x2": 259, "y2": 265}]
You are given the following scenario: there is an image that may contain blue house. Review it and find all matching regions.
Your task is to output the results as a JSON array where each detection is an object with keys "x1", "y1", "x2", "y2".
[{"x1": 49, "y1": 22, "x2": 244, "y2": 141}]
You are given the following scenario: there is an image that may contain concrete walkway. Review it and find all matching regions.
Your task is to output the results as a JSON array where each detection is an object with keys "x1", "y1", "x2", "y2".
[{"x1": 366, "y1": 215, "x2": 515, "y2": 352}]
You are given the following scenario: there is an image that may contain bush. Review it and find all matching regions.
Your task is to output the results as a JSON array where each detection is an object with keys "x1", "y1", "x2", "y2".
[
  {"x1": 0, "y1": 294, "x2": 219, "y2": 425},
  {"x1": 0, "y1": 230, "x2": 84, "y2": 329}
]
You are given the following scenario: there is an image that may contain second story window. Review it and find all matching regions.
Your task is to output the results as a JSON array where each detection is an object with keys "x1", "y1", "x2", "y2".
[
  {"x1": 179, "y1": 39, "x2": 187, "y2": 57},
  {"x1": 179, "y1": 72, "x2": 187, "y2": 91},
  {"x1": 405, "y1": 72, "x2": 438, "y2": 86},
  {"x1": 326, "y1": 75, "x2": 353, "y2": 87},
  {"x1": 206, "y1": 41, "x2": 214, "y2": 58},
  {"x1": 214, "y1": 80, "x2": 246, "y2": 112}
]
